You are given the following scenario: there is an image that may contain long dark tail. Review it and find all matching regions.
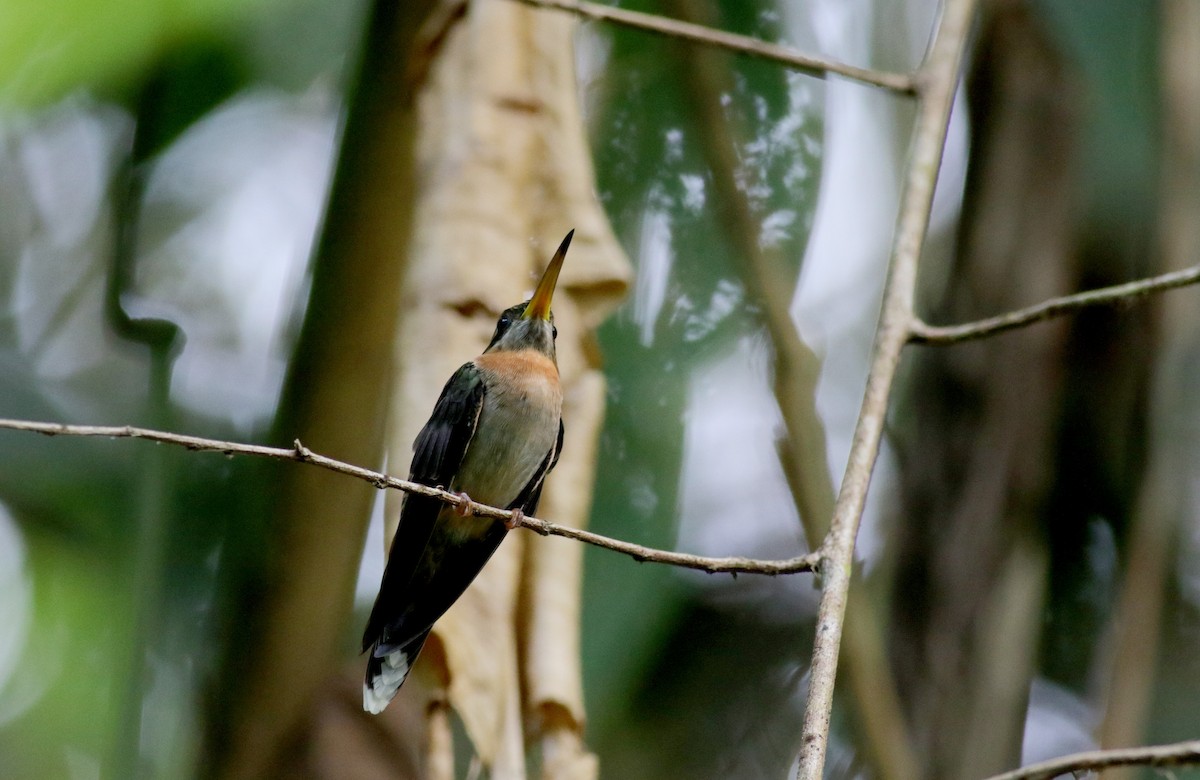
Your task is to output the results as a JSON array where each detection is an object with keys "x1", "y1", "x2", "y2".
[{"x1": 363, "y1": 629, "x2": 432, "y2": 714}]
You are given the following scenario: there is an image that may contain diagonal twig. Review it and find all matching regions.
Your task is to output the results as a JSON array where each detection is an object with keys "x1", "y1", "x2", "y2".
[
  {"x1": 663, "y1": 0, "x2": 916, "y2": 775},
  {"x1": 505, "y1": 0, "x2": 917, "y2": 94},
  {"x1": 794, "y1": 0, "x2": 979, "y2": 777},
  {"x1": 982, "y1": 739, "x2": 1200, "y2": 780},
  {"x1": 0, "y1": 418, "x2": 819, "y2": 576},
  {"x1": 909, "y1": 264, "x2": 1200, "y2": 345}
]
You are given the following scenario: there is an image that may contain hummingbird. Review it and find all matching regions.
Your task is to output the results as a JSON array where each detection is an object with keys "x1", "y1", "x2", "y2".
[{"x1": 362, "y1": 230, "x2": 572, "y2": 714}]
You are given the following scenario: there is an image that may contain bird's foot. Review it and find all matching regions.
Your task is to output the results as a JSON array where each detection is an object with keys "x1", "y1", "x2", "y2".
[
  {"x1": 504, "y1": 508, "x2": 525, "y2": 530},
  {"x1": 453, "y1": 492, "x2": 474, "y2": 517}
]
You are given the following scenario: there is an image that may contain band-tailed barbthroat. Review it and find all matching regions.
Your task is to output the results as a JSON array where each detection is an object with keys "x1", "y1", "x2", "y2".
[{"x1": 362, "y1": 231, "x2": 572, "y2": 713}]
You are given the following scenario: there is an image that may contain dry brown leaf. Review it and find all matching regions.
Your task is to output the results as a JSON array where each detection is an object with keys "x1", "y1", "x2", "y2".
[
  {"x1": 526, "y1": 10, "x2": 632, "y2": 324},
  {"x1": 426, "y1": 702, "x2": 454, "y2": 780},
  {"x1": 541, "y1": 723, "x2": 600, "y2": 780},
  {"x1": 435, "y1": 533, "x2": 525, "y2": 767},
  {"x1": 521, "y1": 371, "x2": 607, "y2": 727},
  {"x1": 379, "y1": 0, "x2": 629, "y2": 774},
  {"x1": 518, "y1": 13, "x2": 626, "y2": 777}
]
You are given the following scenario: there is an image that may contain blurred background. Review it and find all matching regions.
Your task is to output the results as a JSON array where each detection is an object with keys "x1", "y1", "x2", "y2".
[{"x1": 1, "y1": 0, "x2": 1198, "y2": 778}]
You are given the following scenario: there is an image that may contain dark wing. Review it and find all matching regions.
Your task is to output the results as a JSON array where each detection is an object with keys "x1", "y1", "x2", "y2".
[
  {"x1": 509, "y1": 418, "x2": 564, "y2": 515},
  {"x1": 408, "y1": 362, "x2": 487, "y2": 486},
  {"x1": 361, "y1": 362, "x2": 485, "y2": 652},
  {"x1": 375, "y1": 417, "x2": 565, "y2": 647}
]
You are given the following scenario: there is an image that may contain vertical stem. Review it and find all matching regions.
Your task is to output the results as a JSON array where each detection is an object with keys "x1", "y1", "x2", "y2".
[
  {"x1": 213, "y1": 1, "x2": 438, "y2": 775},
  {"x1": 105, "y1": 125, "x2": 184, "y2": 780},
  {"x1": 665, "y1": 0, "x2": 834, "y2": 546},
  {"x1": 665, "y1": 2, "x2": 916, "y2": 775},
  {"x1": 794, "y1": 0, "x2": 978, "y2": 777},
  {"x1": 1098, "y1": 0, "x2": 1200, "y2": 767}
]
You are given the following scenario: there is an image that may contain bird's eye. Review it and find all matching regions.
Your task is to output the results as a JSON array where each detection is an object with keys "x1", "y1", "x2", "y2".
[
  {"x1": 499, "y1": 316, "x2": 512, "y2": 329},
  {"x1": 551, "y1": 325, "x2": 558, "y2": 339}
]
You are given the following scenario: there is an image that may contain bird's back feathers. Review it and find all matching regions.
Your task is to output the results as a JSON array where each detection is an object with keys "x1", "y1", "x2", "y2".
[
  {"x1": 361, "y1": 350, "x2": 563, "y2": 713},
  {"x1": 361, "y1": 363, "x2": 486, "y2": 654}
]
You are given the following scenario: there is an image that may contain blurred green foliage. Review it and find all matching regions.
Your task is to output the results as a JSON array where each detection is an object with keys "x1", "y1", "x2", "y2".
[
  {"x1": 1035, "y1": 0, "x2": 1159, "y2": 234},
  {"x1": 0, "y1": 0, "x2": 274, "y2": 108},
  {"x1": 582, "y1": 2, "x2": 821, "y2": 774},
  {"x1": 0, "y1": 0, "x2": 363, "y2": 776},
  {"x1": 1, "y1": 0, "x2": 1193, "y2": 778},
  {"x1": 0, "y1": 0, "x2": 824, "y2": 774}
]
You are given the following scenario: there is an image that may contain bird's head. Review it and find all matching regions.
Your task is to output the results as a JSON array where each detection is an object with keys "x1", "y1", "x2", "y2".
[{"x1": 484, "y1": 230, "x2": 573, "y2": 359}]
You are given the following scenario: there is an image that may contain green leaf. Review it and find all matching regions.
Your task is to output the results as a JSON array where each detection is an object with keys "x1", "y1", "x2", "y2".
[{"x1": 0, "y1": 0, "x2": 275, "y2": 108}]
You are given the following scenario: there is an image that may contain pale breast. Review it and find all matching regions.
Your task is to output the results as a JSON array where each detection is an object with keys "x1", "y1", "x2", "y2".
[{"x1": 452, "y1": 350, "x2": 563, "y2": 510}]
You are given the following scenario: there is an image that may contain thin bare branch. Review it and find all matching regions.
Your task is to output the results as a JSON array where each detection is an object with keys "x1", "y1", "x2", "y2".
[
  {"x1": 505, "y1": 0, "x2": 917, "y2": 94},
  {"x1": 983, "y1": 740, "x2": 1200, "y2": 780},
  {"x1": 909, "y1": 265, "x2": 1200, "y2": 345},
  {"x1": 0, "y1": 418, "x2": 818, "y2": 577},
  {"x1": 664, "y1": 0, "x2": 916, "y2": 775},
  {"x1": 794, "y1": 0, "x2": 979, "y2": 777}
]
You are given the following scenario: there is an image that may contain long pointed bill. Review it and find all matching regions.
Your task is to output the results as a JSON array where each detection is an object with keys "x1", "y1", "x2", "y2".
[{"x1": 522, "y1": 229, "x2": 573, "y2": 320}]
